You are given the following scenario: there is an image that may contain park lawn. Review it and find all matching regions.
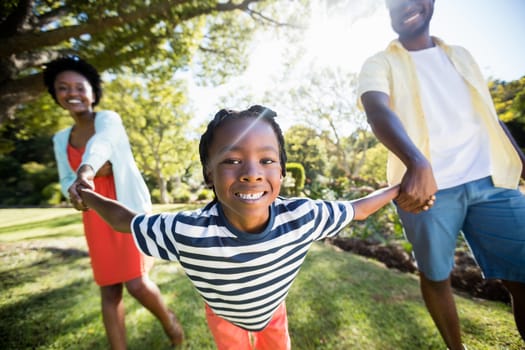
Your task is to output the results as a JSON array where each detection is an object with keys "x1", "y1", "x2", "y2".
[{"x1": 0, "y1": 207, "x2": 522, "y2": 349}]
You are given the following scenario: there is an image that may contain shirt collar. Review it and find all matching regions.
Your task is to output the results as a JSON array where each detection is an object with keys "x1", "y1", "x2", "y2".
[{"x1": 386, "y1": 36, "x2": 447, "y2": 52}]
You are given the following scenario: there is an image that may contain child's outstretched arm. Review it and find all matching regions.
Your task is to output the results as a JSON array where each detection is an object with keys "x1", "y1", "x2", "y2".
[
  {"x1": 79, "y1": 189, "x2": 137, "y2": 233},
  {"x1": 351, "y1": 185, "x2": 401, "y2": 221}
]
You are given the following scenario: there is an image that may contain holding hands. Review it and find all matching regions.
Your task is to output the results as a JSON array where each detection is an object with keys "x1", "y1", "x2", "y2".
[
  {"x1": 396, "y1": 159, "x2": 437, "y2": 214},
  {"x1": 68, "y1": 164, "x2": 96, "y2": 211}
]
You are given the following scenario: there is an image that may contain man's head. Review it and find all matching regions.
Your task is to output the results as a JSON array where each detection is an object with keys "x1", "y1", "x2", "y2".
[{"x1": 386, "y1": 0, "x2": 435, "y2": 42}]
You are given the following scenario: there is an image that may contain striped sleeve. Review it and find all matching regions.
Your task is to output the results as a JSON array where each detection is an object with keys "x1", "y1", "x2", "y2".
[
  {"x1": 310, "y1": 199, "x2": 355, "y2": 240},
  {"x1": 131, "y1": 213, "x2": 180, "y2": 261}
]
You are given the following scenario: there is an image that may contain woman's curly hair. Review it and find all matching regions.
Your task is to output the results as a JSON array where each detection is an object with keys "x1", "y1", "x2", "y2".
[{"x1": 43, "y1": 55, "x2": 102, "y2": 106}]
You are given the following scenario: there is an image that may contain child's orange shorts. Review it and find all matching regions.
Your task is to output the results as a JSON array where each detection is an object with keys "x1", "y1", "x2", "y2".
[{"x1": 205, "y1": 302, "x2": 291, "y2": 350}]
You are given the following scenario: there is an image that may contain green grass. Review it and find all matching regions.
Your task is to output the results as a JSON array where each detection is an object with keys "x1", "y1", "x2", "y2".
[{"x1": 0, "y1": 207, "x2": 523, "y2": 349}]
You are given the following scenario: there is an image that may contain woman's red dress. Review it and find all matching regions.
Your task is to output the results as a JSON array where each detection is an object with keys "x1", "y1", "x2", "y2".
[{"x1": 68, "y1": 144, "x2": 151, "y2": 286}]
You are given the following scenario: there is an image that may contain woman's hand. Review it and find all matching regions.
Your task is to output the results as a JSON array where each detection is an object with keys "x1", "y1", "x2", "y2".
[{"x1": 68, "y1": 164, "x2": 95, "y2": 211}]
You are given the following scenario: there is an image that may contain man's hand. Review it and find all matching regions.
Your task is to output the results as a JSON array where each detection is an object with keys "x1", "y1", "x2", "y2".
[
  {"x1": 396, "y1": 159, "x2": 438, "y2": 213},
  {"x1": 68, "y1": 164, "x2": 95, "y2": 211}
]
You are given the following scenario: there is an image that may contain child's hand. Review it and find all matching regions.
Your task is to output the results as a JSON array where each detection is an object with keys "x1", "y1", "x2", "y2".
[
  {"x1": 75, "y1": 188, "x2": 136, "y2": 233},
  {"x1": 77, "y1": 186, "x2": 96, "y2": 205},
  {"x1": 421, "y1": 195, "x2": 436, "y2": 211}
]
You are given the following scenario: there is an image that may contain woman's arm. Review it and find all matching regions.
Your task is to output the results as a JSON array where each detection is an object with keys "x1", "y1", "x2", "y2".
[
  {"x1": 70, "y1": 111, "x2": 123, "y2": 210},
  {"x1": 81, "y1": 111, "x2": 124, "y2": 173},
  {"x1": 53, "y1": 129, "x2": 76, "y2": 198},
  {"x1": 79, "y1": 188, "x2": 137, "y2": 233}
]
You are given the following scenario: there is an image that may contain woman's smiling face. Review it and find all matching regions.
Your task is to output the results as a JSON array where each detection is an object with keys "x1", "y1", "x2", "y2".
[
  {"x1": 53, "y1": 70, "x2": 95, "y2": 114},
  {"x1": 205, "y1": 117, "x2": 283, "y2": 233}
]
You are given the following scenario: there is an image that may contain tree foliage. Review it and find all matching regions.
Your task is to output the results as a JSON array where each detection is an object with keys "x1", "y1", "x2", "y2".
[
  {"x1": 0, "y1": 92, "x2": 67, "y2": 206},
  {"x1": 356, "y1": 142, "x2": 387, "y2": 183},
  {"x1": 0, "y1": 0, "x2": 402, "y2": 206},
  {"x1": 489, "y1": 76, "x2": 525, "y2": 149},
  {"x1": 101, "y1": 73, "x2": 198, "y2": 204},
  {"x1": 272, "y1": 65, "x2": 376, "y2": 178},
  {"x1": 0, "y1": 0, "x2": 273, "y2": 124},
  {"x1": 282, "y1": 162, "x2": 305, "y2": 197},
  {"x1": 284, "y1": 124, "x2": 328, "y2": 183}
]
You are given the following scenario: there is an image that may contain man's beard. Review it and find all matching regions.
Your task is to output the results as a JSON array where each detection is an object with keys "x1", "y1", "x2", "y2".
[{"x1": 397, "y1": 15, "x2": 432, "y2": 41}]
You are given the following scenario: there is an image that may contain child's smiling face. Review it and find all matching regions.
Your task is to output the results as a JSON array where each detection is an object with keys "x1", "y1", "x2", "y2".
[{"x1": 206, "y1": 117, "x2": 283, "y2": 233}]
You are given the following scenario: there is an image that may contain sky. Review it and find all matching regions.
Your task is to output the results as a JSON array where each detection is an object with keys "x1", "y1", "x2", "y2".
[
  {"x1": 307, "y1": 0, "x2": 525, "y2": 80},
  {"x1": 187, "y1": 0, "x2": 525, "y2": 124},
  {"x1": 403, "y1": 0, "x2": 525, "y2": 81}
]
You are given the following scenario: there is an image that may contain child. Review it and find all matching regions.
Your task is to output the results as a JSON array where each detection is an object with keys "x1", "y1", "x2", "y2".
[{"x1": 78, "y1": 105, "x2": 426, "y2": 350}]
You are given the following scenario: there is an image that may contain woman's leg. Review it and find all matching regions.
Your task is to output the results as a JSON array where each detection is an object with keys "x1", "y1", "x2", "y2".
[
  {"x1": 125, "y1": 275, "x2": 184, "y2": 345},
  {"x1": 100, "y1": 283, "x2": 126, "y2": 350}
]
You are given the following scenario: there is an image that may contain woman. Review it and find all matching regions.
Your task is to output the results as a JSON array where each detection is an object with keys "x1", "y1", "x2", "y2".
[{"x1": 44, "y1": 55, "x2": 183, "y2": 349}]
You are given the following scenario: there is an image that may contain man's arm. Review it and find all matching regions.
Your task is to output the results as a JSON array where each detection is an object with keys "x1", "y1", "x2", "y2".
[
  {"x1": 79, "y1": 189, "x2": 137, "y2": 233},
  {"x1": 361, "y1": 91, "x2": 437, "y2": 213},
  {"x1": 499, "y1": 120, "x2": 525, "y2": 180}
]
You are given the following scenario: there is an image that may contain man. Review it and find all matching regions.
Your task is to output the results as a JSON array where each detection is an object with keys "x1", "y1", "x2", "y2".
[{"x1": 357, "y1": 0, "x2": 525, "y2": 349}]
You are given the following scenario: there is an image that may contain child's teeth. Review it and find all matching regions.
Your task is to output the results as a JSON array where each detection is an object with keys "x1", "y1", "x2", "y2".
[{"x1": 238, "y1": 192, "x2": 263, "y2": 200}]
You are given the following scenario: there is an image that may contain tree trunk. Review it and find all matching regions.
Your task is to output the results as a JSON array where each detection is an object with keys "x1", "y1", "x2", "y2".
[{"x1": 158, "y1": 176, "x2": 170, "y2": 204}]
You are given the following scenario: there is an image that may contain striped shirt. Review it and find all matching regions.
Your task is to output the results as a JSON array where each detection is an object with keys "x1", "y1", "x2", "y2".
[{"x1": 131, "y1": 197, "x2": 354, "y2": 331}]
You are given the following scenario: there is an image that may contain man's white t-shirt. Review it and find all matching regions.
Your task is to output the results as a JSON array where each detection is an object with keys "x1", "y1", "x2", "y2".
[{"x1": 410, "y1": 46, "x2": 491, "y2": 189}]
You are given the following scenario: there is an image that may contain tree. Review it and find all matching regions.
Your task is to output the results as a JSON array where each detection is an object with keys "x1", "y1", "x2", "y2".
[
  {"x1": 0, "y1": 91, "x2": 69, "y2": 205},
  {"x1": 489, "y1": 76, "x2": 525, "y2": 150},
  {"x1": 282, "y1": 162, "x2": 305, "y2": 197},
  {"x1": 102, "y1": 74, "x2": 197, "y2": 204},
  {"x1": 356, "y1": 142, "x2": 387, "y2": 183},
  {"x1": 0, "y1": 0, "x2": 388, "y2": 205},
  {"x1": 284, "y1": 124, "x2": 328, "y2": 183},
  {"x1": 0, "y1": 0, "x2": 275, "y2": 125},
  {"x1": 270, "y1": 64, "x2": 373, "y2": 178}
]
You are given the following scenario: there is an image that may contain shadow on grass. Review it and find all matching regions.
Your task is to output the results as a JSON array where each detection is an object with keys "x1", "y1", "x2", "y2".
[
  {"x1": 2, "y1": 238, "x2": 519, "y2": 349},
  {"x1": 0, "y1": 239, "x2": 117, "y2": 349},
  {"x1": 0, "y1": 277, "x2": 105, "y2": 349},
  {"x1": 288, "y1": 245, "x2": 442, "y2": 349},
  {"x1": 37, "y1": 246, "x2": 88, "y2": 259},
  {"x1": 0, "y1": 246, "x2": 88, "y2": 289},
  {"x1": 126, "y1": 264, "x2": 217, "y2": 349},
  {"x1": 0, "y1": 215, "x2": 81, "y2": 235}
]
